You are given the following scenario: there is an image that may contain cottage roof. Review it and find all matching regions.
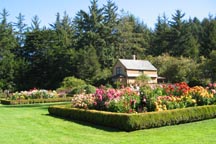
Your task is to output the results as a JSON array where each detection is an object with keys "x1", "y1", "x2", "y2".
[{"x1": 119, "y1": 59, "x2": 157, "y2": 71}]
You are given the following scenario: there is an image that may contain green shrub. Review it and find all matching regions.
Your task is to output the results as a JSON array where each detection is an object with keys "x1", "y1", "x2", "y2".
[
  {"x1": 68, "y1": 84, "x2": 96, "y2": 96},
  {"x1": 48, "y1": 105, "x2": 130, "y2": 130},
  {"x1": 0, "y1": 89, "x2": 7, "y2": 99},
  {"x1": 48, "y1": 105, "x2": 216, "y2": 131},
  {"x1": 84, "y1": 85, "x2": 96, "y2": 94},
  {"x1": 60, "y1": 76, "x2": 86, "y2": 89},
  {"x1": 58, "y1": 77, "x2": 93, "y2": 96}
]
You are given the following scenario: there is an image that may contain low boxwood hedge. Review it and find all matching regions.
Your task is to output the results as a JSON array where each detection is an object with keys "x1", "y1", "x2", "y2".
[
  {"x1": 1, "y1": 97, "x2": 72, "y2": 105},
  {"x1": 48, "y1": 105, "x2": 216, "y2": 131}
]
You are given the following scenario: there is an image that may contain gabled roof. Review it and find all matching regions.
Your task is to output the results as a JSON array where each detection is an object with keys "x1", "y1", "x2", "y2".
[{"x1": 119, "y1": 59, "x2": 157, "y2": 71}]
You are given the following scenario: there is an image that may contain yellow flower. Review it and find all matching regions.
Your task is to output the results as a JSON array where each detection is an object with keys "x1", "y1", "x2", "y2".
[{"x1": 191, "y1": 99, "x2": 196, "y2": 103}]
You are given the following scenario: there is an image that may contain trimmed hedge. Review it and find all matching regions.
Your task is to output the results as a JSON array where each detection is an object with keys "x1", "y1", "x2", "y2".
[
  {"x1": 1, "y1": 97, "x2": 72, "y2": 105},
  {"x1": 48, "y1": 105, "x2": 216, "y2": 131}
]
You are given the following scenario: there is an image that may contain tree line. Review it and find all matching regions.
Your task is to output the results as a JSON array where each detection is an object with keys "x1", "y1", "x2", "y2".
[{"x1": 0, "y1": 0, "x2": 216, "y2": 91}]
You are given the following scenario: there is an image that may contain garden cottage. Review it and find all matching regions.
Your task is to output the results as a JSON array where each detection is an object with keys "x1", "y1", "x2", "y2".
[{"x1": 112, "y1": 56, "x2": 158, "y2": 85}]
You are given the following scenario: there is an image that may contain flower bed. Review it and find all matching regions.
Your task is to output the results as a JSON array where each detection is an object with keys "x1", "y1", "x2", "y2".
[
  {"x1": 48, "y1": 82, "x2": 216, "y2": 131},
  {"x1": 1, "y1": 88, "x2": 72, "y2": 105},
  {"x1": 70, "y1": 82, "x2": 216, "y2": 113},
  {"x1": 71, "y1": 87, "x2": 140, "y2": 113}
]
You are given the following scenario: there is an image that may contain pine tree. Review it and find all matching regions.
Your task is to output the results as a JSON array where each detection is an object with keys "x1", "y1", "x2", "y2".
[
  {"x1": 0, "y1": 9, "x2": 18, "y2": 90},
  {"x1": 200, "y1": 17, "x2": 216, "y2": 57},
  {"x1": 150, "y1": 14, "x2": 170, "y2": 56},
  {"x1": 168, "y1": 10, "x2": 186, "y2": 56},
  {"x1": 75, "y1": 45, "x2": 101, "y2": 84},
  {"x1": 116, "y1": 13, "x2": 150, "y2": 59},
  {"x1": 30, "y1": 15, "x2": 41, "y2": 31}
]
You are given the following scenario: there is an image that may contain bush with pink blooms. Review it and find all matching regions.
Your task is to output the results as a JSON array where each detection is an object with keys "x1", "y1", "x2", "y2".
[{"x1": 71, "y1": 87, "x2": 140, "y2": 113}]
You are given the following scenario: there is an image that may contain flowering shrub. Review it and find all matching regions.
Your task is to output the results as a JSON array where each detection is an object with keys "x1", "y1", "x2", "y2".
[
  {"x1": 207, "y1": 83, "x2": 216, "y2": 96},
  {"x1": 141, "y1": 82, "x2": 200, "y2": 112},
  {"x1": 107, "y1": 87, "x2": 140, "y2": 113},
  {"x1": 189, "y1": 86, "x2": 214, "y2": 105},
  {"x1": 154, "y1": 95, "x2": 196, "y2": 111},
  {"x1": 139, "y1": 85, "x2": 163, "y2": 112},
  {"x1": 10, "y1": 88, "x2": 58, "y2": 100},
  {"x1": 162, "y1": 82, "x2": 190, "y2": 96},
  {"x1": 93, "y1": 87, "x2": 123, "y2": 110},
  {"x1": 71, "y1": 94, "x2": 95, "y2": 109}
]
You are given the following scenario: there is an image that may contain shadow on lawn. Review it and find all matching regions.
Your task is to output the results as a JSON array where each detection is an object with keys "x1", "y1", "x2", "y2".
[{"x1": 46, "y1": 114, "x2": 122, "y2": 132}]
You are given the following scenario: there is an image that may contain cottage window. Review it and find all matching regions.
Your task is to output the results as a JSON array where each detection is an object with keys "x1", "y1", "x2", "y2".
[{"x1": 116, "y1": 67, "x2": 122, "y2": 75}]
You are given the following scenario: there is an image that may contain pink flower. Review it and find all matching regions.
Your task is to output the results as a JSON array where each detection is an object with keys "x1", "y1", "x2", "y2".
[
  {"x1": 211, "y1": 89, "x2": 216, "y2": 94},
  {"x1": 93, "y1": 102, "x2": 97, "y2": 106},
  {"x1": 129, "y1": 109, "x2": 133, "y2": 113},
  {"x1": 208, "y1": 83, "x2": 213, "y2": 87},
  {"x1": 98, "y1": 95, "x2": 103, "y2": 101}
]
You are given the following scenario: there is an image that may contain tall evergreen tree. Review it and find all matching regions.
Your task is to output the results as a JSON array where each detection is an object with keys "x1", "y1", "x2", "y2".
[
  {"x1": 14, "y1": 13, "x2": 27, "y2": 47},
  {"x1": 200, "y1": 17, "x2": 216, "y2": 57},
  {"x1": 23, "y1": 29, "x2": 71, "y2": 89},
  {"x1": 13, "y1": 13, "x2": 28, "y2": 58},
  {"x1": 73, "y1": 0, "x2": 103, "y2": 80},
  {"x1": 99, "y1": 0, "x2": 118, "y2": 68},
  {"x1": 150, "y1": 14, "x2": 170, "y2": 56},
  {"x1": 116, "y1": 12, "x2": 150, "y2": 59},
  {"x1": 183, "y1": 25, "x2": 200, "y2": 60},
  {"x1": 30, "y1": 15, "x2": 41, "y2": 31},
  {"x1": 0, "y1": 9, "x2": 18, "y2": 90},
  {"x1": 168, "y1": 10, "x2": 186, "y2": 56},
  {"x1": 75, "y1": 45, "x2": 101, "y2": 84}
]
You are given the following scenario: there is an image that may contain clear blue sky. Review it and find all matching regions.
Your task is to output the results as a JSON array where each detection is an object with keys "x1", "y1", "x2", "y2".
[{"x1": 0, "y1": 0, "x2": 215, "y2": 29}]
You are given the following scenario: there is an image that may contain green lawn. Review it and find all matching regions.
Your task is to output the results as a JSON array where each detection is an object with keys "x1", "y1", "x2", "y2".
[{"x1": 0, "y1": 103, "x2": 216, "y2": 144}]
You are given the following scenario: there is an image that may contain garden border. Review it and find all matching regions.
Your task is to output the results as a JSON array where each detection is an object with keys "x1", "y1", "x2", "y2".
[
  {"x1": 1, "y1": 97, "x2": 72, "y2": 105},
  {"x1": 48, "y1": 105, "x2": 216, "y2": 131}
]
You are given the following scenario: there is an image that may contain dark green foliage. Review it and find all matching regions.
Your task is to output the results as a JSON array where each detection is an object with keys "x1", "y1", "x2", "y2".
[
  {"x1": 207, "y1": 50, "x2": 216, "y2": 82},
  {"x1": 150, "y1": 55, "x2": 200, "y2": 83},
  {"x1": 60, "y1": 76, "x2": 86, "y2": 89},
  {"x1": 149, "y1": 14, "x2": 170, "y2": 56},
  {"x1": 75, "y1": 45, "x2": 101, "y2": 84},
  {"x1": 0, "y1": 9, "x2": 18, "y2": 90},
  {"x1": 69, "y1": 84, "x2": 96, "y2": 95},
  {"x1": 116, "y1": 13, "x2": 151, "y2": 59},
  {"x1": 58, "y1": 77, "x2": 96, "y2": 96},
  {"x1": 48, "y1": 105, "x2": 216, "y2": 131},
  {"x1": 48, "y1": 105, "x2": 132, "y2": 131},
  {"x1": 84, "y1": 85, "x2": 96, "y2": 94}
]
